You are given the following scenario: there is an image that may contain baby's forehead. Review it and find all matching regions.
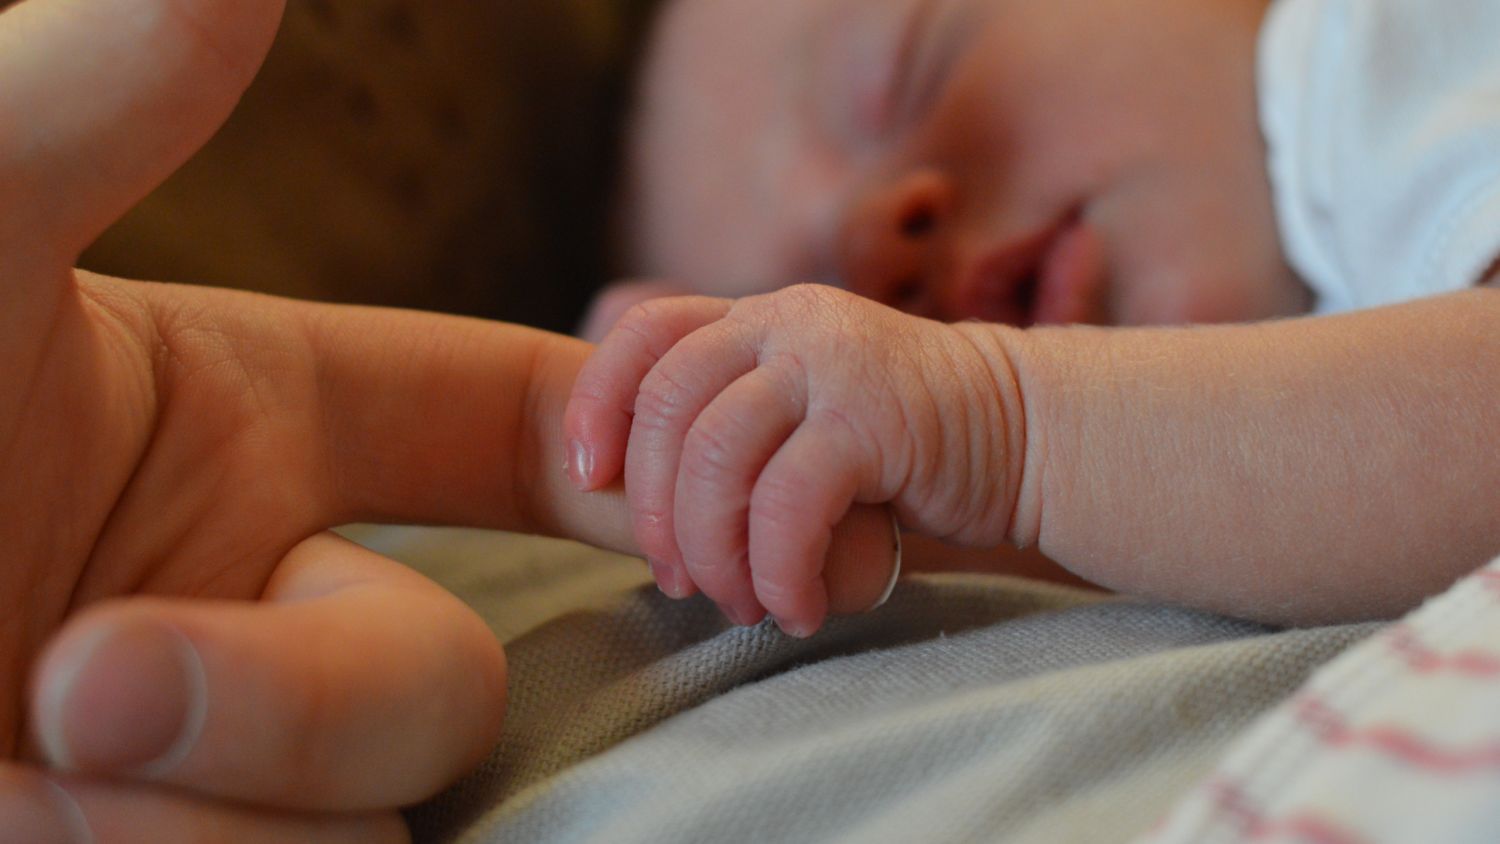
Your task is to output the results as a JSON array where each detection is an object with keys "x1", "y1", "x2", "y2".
[
  {"x1": 625, "y1": 0, "x2": 881, "y2": 284},
  {"x1": 631, "y1": 0, "x2": 814, "y2": 179},
  {"x1": 643, "y1": 0, "x2": 833, "y2": 84}
]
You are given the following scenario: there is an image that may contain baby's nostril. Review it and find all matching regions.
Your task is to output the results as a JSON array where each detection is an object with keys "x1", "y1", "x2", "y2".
[
  {"x1": 891, "y1": 278, "x2": 924, "y2": 310},
  {"x1": 899, "y1": 206, "x2": 935, "y2": 239}
]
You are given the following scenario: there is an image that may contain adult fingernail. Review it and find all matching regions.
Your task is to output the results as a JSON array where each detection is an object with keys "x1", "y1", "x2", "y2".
[
  {"x1": 0, "y1": 769, "x2": 93, "y2": 844},
  {"x1": 566, "y1": 439, "x2": 594, "y2": 489},
  {"x1": 35, "y1": 617, "x2": 206, "y2": 778}
]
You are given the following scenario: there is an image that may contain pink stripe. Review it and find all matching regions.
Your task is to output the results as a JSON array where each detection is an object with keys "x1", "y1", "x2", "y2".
[
  {"x1": 1296, "y1": 696, "x2": 1500, "y2": 773},
  {"x1": 1479, "y1": 570, "x2": 1500, "y2": 596},
  {"x1": 1385, "y1": 626, "x2": 1500, "y2": 676},
  {"x1": 1203, "y1": 778, "x2": 1370, "y2": 844}
]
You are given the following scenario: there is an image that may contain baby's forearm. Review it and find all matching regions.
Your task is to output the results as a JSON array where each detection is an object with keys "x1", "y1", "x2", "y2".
[{"x1": 975, "y1": 287, "x2": 1500, "y2": 625}]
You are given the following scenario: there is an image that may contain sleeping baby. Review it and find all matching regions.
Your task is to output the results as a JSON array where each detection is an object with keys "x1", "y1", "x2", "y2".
[{"x1": 565, "y1": 0, "x2": 1500, "y2": 636}]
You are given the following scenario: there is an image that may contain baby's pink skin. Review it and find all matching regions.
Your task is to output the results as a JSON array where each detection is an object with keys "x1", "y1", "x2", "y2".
[
  {"x1": 578, "y1": 280, "x2": 696, "y2": 343},
  {"x1": 566, "y1": 285, "x2": 1025, "y2": 636}
]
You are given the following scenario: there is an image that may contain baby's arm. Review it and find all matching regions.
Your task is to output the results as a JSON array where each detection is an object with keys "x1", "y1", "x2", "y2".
[
  {"x1": 1006, "y1": 275, "x2": 1500, "y2": 625},
  {"x1": 566, "y1": 281, "x2": 1500, "y2": 632}
]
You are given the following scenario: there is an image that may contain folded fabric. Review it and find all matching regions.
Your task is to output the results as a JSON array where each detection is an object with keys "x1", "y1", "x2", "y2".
[{"x1": 370, "y1": 528, "x2": 1375, "y2": 843}]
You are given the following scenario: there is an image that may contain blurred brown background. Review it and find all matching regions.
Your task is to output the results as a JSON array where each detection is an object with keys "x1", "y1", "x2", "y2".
[{"x1": 81, "y1": 0, "x2": 661, "y2": 334}]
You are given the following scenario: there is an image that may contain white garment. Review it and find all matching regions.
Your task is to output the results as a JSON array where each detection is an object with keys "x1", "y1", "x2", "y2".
[
  {"x1": 1258, "y1": 0, "x2": 1500, "y2": 314},
  {"x1": 1140, "y1": 556, "x2": 1500, "y2": 844}
]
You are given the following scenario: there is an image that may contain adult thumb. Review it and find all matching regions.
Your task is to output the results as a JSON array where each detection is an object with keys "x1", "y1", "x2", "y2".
[{"x1": 0, "y1": 0, "x2": 285, "y2": 264}]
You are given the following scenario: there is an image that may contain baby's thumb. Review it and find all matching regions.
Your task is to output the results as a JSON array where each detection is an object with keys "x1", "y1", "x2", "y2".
[{"x1": 825, "y1": 504, "x2": 903, "y2": 615}]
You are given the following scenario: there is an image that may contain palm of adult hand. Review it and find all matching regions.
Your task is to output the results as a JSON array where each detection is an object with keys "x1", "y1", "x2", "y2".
[
  {"x1": 0, "y1": 0, "x2": 520, "y2": 839},
  {"x1": 4, "y1": 272, "x2": 325, "y2": 752}
]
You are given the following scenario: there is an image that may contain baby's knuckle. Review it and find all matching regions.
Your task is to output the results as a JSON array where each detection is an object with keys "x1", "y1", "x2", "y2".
[
  {"x1": 612, "y1": 299, "x2": 680, "y2": 347},
  {"x1": 771, "y1": 284, "x2": 837, "y2": 325},
  {"x1": 752, "y1": 575, "x2": 804, "y2": 605},
  {"x1": 633, "y1": 368, "x2": 700, "y2": 425},
  {"x1": 780, "y1": 282, "x2": 842, "y2": 308},
  {"x1": 683, "y1": 418, "x2": 746, "y2": 483},
  {"x1": 751, "y1": 476, "x2": 811, "y2": 526},
  {"x1": 634, "y1": 508, "x2": 675, "y2": 547},
  {"x1": 809, "y1": 402, "x2": 869, "y2": 446}
]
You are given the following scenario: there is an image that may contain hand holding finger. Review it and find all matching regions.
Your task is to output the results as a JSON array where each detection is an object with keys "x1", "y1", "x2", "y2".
[
  {"x1": 571, "y1": 285, "x2": 995, "y2": 633},
  {"x1": 564, "y1": 296, "x2": 733, "y2": 494},
  {"x1": 569, "y1": 296, "x2": 765, "y2": 599}
]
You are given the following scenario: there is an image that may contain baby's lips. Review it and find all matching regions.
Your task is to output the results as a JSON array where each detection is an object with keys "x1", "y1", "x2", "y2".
[{"x1": 824, "y1": 503, "x2": 903, "y2": 616}]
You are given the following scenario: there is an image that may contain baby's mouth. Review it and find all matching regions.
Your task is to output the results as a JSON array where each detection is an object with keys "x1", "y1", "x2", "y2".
[{"x1": 961, "y1": 208, "x2": 1106, "y2": 327}]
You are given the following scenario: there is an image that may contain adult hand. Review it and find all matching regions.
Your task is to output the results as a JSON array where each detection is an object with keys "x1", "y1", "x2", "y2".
[
  {"x1": 0, "y1": 0, "x2": 549, "y2": 839},
  {"x1": 0, "y1": 3, "x2": 903, "y2": 839}
]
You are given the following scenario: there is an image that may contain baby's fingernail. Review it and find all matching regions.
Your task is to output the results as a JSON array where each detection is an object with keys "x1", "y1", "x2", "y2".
[
  {"x1": 716, "y1": 600, "x2": 766, "y2": 627},
  {"x1": 566, "y1": 439, "x2": 595, "y2": 489},
  {"x1": 714, "y1": 602, "x2": 745, "y2": 625},
  {"x1": 36, "y1": 617, "x2": 206, "y2": 778},
  {"x1": 774, "y1": 616, "x2": 818, "y2": 639},
  {"x1": 649, "y1": 559, "x2": 692, "y2": 599},
  {"x1": 0, "y1": 769, "x2": 92, "y2": 844}
]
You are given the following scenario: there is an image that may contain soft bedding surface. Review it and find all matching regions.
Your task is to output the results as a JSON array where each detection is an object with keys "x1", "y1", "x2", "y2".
[{"x1": 352, "y1": 527, "x2": 1376, "y2": 843}]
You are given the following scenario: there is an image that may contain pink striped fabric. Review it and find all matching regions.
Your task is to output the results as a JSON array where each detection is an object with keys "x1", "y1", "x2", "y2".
[{"x1": 1139, "y1": 556, "x2": 1500, "y2": 844}]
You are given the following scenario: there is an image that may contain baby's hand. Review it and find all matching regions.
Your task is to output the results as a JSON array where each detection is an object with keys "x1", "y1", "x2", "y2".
[{"x1": 565, "y1": 284, "x2": 1028, "y2": 636}]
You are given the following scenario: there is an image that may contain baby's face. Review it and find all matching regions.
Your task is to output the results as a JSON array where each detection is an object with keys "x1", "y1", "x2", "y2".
[{"x1": 623, "y1": 0, "x2": 1310, "y2": 326}]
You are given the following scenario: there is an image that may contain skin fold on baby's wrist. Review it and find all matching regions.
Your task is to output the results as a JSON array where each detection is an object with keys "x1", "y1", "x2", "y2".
[{"x1": 935, "y1": 321, "x2": 1036, "y2": 550}]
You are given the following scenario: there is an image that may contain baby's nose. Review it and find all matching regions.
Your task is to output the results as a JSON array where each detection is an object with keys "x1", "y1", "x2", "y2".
[{"x1": 835, "y1": 169, "x2": 954, "y2": 318}]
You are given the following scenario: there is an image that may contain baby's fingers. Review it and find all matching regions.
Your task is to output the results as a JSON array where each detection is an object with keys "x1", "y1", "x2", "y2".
[
  {"x1": 675, "y1": 364, "x2": 808, "y2": 624},
  {"x1": 565, "y1": 296, "x2": 732, "y2": 491},
  {"x1": 748, "y1": 420, "x2": 877, "y2": 637}
]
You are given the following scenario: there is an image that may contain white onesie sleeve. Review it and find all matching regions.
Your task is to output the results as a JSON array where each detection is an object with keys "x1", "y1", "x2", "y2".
[{"x1": 1258, "y1": 0, "x2": 1500, "y2": 314}]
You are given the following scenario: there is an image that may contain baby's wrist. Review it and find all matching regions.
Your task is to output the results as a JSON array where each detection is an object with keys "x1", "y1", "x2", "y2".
[{"x1": 934, "y1": 322, "x2": 1038, "y2": 548}]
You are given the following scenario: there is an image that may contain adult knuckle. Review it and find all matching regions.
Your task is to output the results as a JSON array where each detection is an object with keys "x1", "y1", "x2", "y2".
[
  {"x1": 156, "y1": 0, "x2": 264, "y2": 87},
  {"x1": 270, "y1": 671, "x2": 347, "y2": 797}
]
